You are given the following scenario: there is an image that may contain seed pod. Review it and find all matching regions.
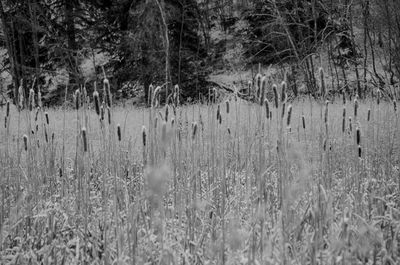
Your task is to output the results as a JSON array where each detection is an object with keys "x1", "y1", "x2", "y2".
[
  {"x1": 165, "y1": 105, "x2": 169, "y2": 122},
  {"x1": 324, "y1": 100, "x2": 329, "y2": 124},
  {"x1": 226, "y1": 100, "x2": 230, "y2": 114},
  {"x1": 394, "y1": 100, "x2": 397, "y2": 112},
  {"x1": 281, "y1": 102, "x2": 286, "y2": 119},
  {"x1": 192, "y1": 122, "x2": 198, "y2": 140},
  {"x1": 255, "y1": 73, "x2": 262, "y2": 97},
  {"x1": 377, "y1": 90, "x2": 380, "y2": 105},
  {"x1": 4, "y1": 116, "x2": 7, "y2": 129},
  {"x1": 82, "y1": 127, "x2": 87, "y2": 152},
  {"x1": 23, "y1": 134, "x2": 28, "y2": 151},
  {"x1": 265, "y1": 99, "x2": 270, "y2": 119},
  {"x1": 107, "y1": 107, "x2": 111, "y2": 125},
  {"x1": 323, "y1": 138, "x2": 327, "y2": 151},
  {"x1": 319, "y1": 67, "x2": 326, "y2": 98},
  {"x1": 356, "y1": 126, "x2": 361, "y2": 145},
  {"x1": 349, "y1": 117, "x2": 352, "y2": 132},
  {"x1": 35, "y1": 107, "x2": 39, "y2": 121},
  {"x1": 342, "y1": 91, "x2": 346, "y2": 105},
  {"x1": 117, "y1": 124, "x2": 121, "y2": 141},
  {"x1": 281, "y1": 81, "x2": 287, "y2": 102},
  {"x1": 45, "y1": 127, "x2": 48, "y2": 143},
  {"x1": 260, "y1": 76, "x2": 267, "y2": 105},
  {"x1": 28, "y1": 89, "x2": 35, "y2": 111},
  {"x1": 367, "y1": 109, "x2": 371, "y2": 122},
  {"x1": 45, "y1": 112, "x2": 49, "y2": 125},
  {"x1": 74, "y1": 90, "x2": 80, "y2": 110},
  {"x1": 354, "y1": 98, "x2": 358, "y2": 118},
  {"x1": 100, "y1": 104, "x2": 105, "y2": 121},
  {"x1": 342, "y1": 107, "x2": 346, "y2": 133},
  {"x1": 93, "y1": 91, "x2": 100, "y2": 116},
  {"x1": 273, "y1": 84, "x2": 279, "y2": 108},
  {"x1": 302, "y1": 115, "x2": 305, "y2": 129},
  {"x1": 142, "y1": 126, "x2": 147, "y2": 147},
  {"x1": 358, "y1": 145, "x2": 362, "y2": 158},
  {"x1": 104, "y1": 78, "x2": 111, "y2": 107},
  {"x1": 161, "y1": 121, "x2": 167, "y2": 143},
  {"x1": 287, "y1": 105, "x2": 292, "y2": 126},
  {"x1": 217, "y1": 105, "x2": 221, "y2": 122},
  {"x1": 6, "y1": 101, "x2": 10, "y2": 117}
]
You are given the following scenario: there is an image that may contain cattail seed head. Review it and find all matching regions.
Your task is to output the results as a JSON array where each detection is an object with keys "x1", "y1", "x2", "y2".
[
  {"x1": 142, "y1": 126, "x2": 147, "y2": 147},
  {"x1": 226, "y1": 100, "x2": 230, "y2": 114},
  {"x1": 302, "y1": 115, "x2": 306, "y2": 129},
  {"x1": 4, "y1": 116, "x2": 7, "y2": 129},
  {"x1": 287, "y1": 105, "x2": 292, "y2": 126},
  {"x1": 100, "y1": 104, "x2": 105, "y2": 121},
  {"x1": 35, "y1": 107, "x2": 39, "y2": 121},
  {"x1": 260, "y1": 76, "x2": 267, "y2": 105},
  {"x1": 44, "y1": 112, "x2": 49, "y2": 125},
  {"x1": 354, "y1": 98, "x2": 358, "y2": 118},
  {"x1": 349, "y1": 117, "x2": 352, "y2": 132},
  {"x1": 273, "y1": 84, "x2": 279, "y2": 108},
  {"x1": 18, "y1": 83, "x2": 24, "y2": 110},
  {"x1": 117, "y1": 124, "x2": 121, "y2": 141},
  {"x1": 45, "y1": 128, "x2": 48, "y2": 143},
  {"x1": 107, "y1": 107, "x2": 111, "y2": 125},
  {"x1": 342, "y1": 91, "x2": 346, "y2": 105},
  {"x1": 281, "y1": 102, "x2": 286, "y2": 119},
  {"x1": 342, "y1": 107, "x2": 346, "y2": 133},
  {"x1": 161, "y1": 121, "x2": 167, "y2": 143},
  {"x1": 165, "y1": 105, "x2": 169, "y2": 122},
  {"x1": 377, "y1": 90, "x2": 381, "y2": 105},
  {"x1": 319, "y1": 67, "x2": 326, "y2": 98},
  {"x1": 255, "y1": 73, "x2": 262, "y2": 97},
  {"x1": 192, "y1": 122, "x2": 198, "y2": 140},
  {"x1": 393, "y1": 99, "x2": 397, "y2": 112},
  {"x1": 82, "y1": 127, "x2": 87, "y2": 152},
  {"x1": 217, "y1": 105, "x2": 221, "y2": 122},
  {"x1": 152, "y1": 86, "x2": 161, "y2": 107},
  {"x1": 23, "y1": 134, "x2": 28, "y2": 151},
  {"x1": 93, "y1": 91, "x2": 100, "y2": 115},
  {"x1": 324, "y1": 100, "x2": 329, "y2": 124},
  {"x1": 28, "y1": 89, "x2": 35, "y2": 111},
  {"x1": 356, "y1": 126, "x2": 361, "y2": 146},
  {"x1": 281, "y1": 81, "x2": 287, "y2": 102},
  {"x1": 74, "y1": 89, "x2": 80, "y2": 110},
  {"x1": 6, "y1": 101, "x2": 10, "y2": 117},
  {"x1": 367, "y1": 109, "x2": 371, "y2": 121},
  {"x1": 264, "y1": 99, "x2": 270, "y2": 119}
]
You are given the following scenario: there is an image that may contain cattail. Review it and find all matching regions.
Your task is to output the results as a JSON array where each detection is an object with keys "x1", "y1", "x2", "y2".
[
  {"x1": 342, "y1": 107, "x2": 346, "y2": 133},
  {"x1": 152, "y1": 86, "x2": 161, "y2": 107},
  {"x1": 264, "y1": 99, "x2": 270, "y2": 119},
  {"x1": 93, "y1": 90, "x2": 100, "y2": 115},
  {"x1": 74, "y1": 89, "x2": 80, "y2": 110},
  {"x1": 35, "y1": 107, "x2": 39, "y2": 121},
  {"x1": 342, "y1": 91, "x2": 346, "y2": 105},
  {"x1": 104, "y1": 78, "x2": 112, "y2": 107},
  {"x1": 217, "y1": 105, "x2": 221, "y2": 122},
  {"x1": 142, "y1": 126, "x2": 147, "y2": 147},
  {"x1": 38, "y1": 87, "x2": 42, "y2": 108},
  {"x1": 270, "y1": 111, "x2": 272, "y2": 120},
  {"x1": 281, "y1": 81, "x2": 287, "y2": 102},
  {"x1": 171, "y1": 117, "x2": 175, "y2": 127},
  {"x1": 260, "y1": 76, "x2": 267, "y2": 105},
  {"x1": 161, "y1": 121, "x2": 167, "y2": 143},
  {"x1": 18, "y1": 82, "x2": 24, "y2": 110},
  {"x1": 4, "y1": 116, "x2": 7, "y2": 129},
  {"x1": 367, "y1": 109, "x2": 371, "y2": 121},
  {"x1": 23, "y1": 134, "x2": 28, "y2": 151},
  {"x1": 319, "y1": 67, "x2": 326, "y2": 98},
  {"x1": 255, "y1": 73, "x2": 262, "y2": 97},
  {"x1": 323, "y1": 138, "x2": 327, "y2": 151},
  {"x1": 302, "y1": 115, "x2": 305, "y2": 129},
  {"x1": 226, "y1": 100, "x2": 230, "y2": 114},
  {"x1": 324, "y1": 100, "x2": 329, "y2": 124},
  {"x1": 52, "y1": 132, "x2": 54, "y2": 142},
  {"x1": 192, "y1": 122, "x2": 198, "y2": 140},
  {"x1": 107, "y1": 106, "x2": 111, "y2": 125},
  {"x1": 6, "y1": 100, "x2": 10, "y2": 117},
  {"x1": 281, "y1": 102, "x2": 286, "y2": 118},
  {"x1": 356, "y1": 126, "x2": 361, "y2": 146},
  {"x1": 45, "y1": 127, "x2": 48, "y2": 143},
  {"x1": 273, "y1": 84, "x2": 279, "y2": 108},
  {"x1": 393, "y1": 99, "x2": 397, "y2": 112},
  {"x1": 377, "y1": 89, "x2": 381, "y2": 105},
  {"x1": 358, "y1": 145, "x2": 362, "y2": 157},
  {"x1": 165, "y1": 105, "x2": 169, "y2": 122},
  {"x1": 117, "y1": 124, "x2": 121, "y2": 141},
  {"x1": 354, "y1": 98, "x2": 358, "y2": 118},
  {"x1": 45, "y1": 112, "x2": 49, "y2": 125},
  {"x1": 82, "y1": 127, "x2": 87, "y2": 152},
  {"x1": 349, "y1": 117, "x2": 352, "y2": 132},
  {"x1": 287, "y1": 105, "x2": 292, "y2": 126},
  {"x1": 28, "y1": 89, "x2": 35, "y2": 111}
]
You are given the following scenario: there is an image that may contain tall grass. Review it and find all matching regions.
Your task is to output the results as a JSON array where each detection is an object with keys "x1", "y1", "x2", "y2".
[{"x1": 0, "y1": 78, "x2": 400, "y2": 264}]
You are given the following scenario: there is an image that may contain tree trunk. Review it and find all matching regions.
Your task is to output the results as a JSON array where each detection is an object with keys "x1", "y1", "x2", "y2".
[{"x1": 0, "y1": 0, "x2": 19, "y2": 103}]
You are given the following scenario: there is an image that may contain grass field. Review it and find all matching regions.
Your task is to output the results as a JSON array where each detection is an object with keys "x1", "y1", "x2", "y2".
[{"x1": 1, "y1": 81, "x2": 400, "y2": 264}]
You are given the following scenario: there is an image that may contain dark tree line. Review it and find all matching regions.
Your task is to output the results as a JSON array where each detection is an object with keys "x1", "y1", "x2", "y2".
[{"x1": 1, "y1": 0, "x2": 400, "y2": 105}]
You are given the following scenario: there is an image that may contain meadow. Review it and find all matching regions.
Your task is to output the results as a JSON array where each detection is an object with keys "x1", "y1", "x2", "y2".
[{"x1": 1, "y1": 77, "x2": 400, "y2": 265}]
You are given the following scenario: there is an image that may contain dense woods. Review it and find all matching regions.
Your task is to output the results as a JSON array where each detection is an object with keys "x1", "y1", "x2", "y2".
[{"x1": 1, "y1": 0, "x2": 400, "y2": 105}]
